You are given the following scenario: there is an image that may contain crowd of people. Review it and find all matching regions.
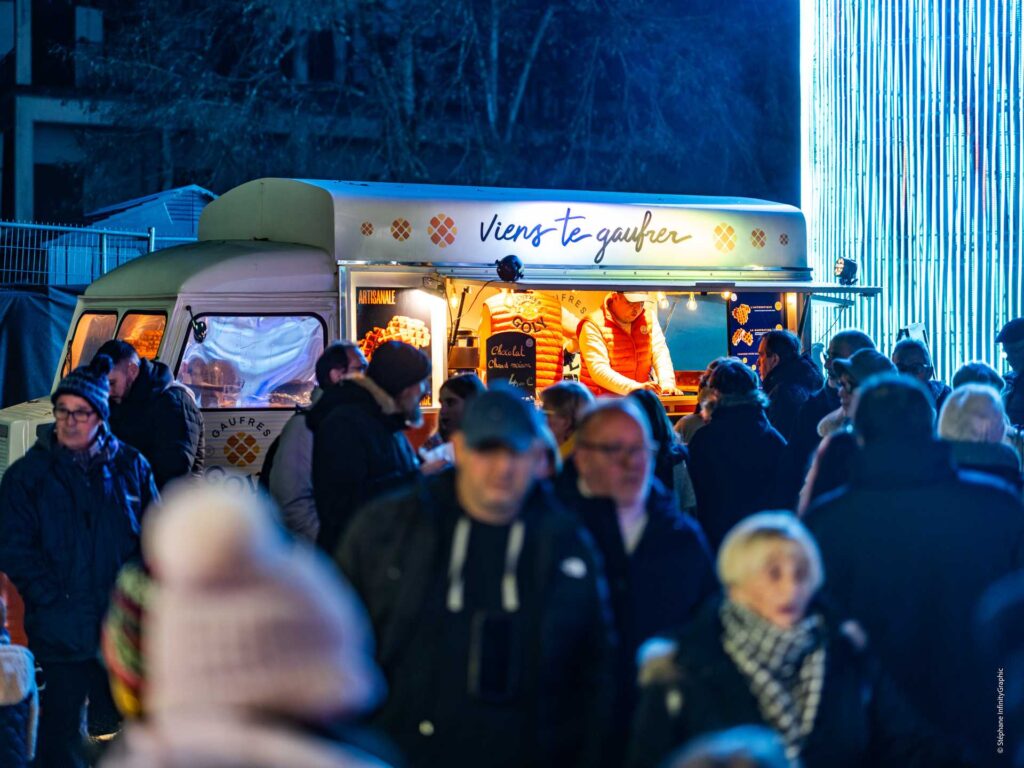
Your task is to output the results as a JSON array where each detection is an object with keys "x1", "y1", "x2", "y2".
[{"x1": 0, "y1": 319, "x2": 1023, "y2": 767}]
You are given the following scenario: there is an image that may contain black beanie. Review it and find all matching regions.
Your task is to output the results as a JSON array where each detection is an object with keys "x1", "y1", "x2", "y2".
[
  {"x1": 366, "y1": 341, "x2": 431, "y2": 397},
  {"x1": 52, "y1": 354, "x2": 113, "y2": 421}
]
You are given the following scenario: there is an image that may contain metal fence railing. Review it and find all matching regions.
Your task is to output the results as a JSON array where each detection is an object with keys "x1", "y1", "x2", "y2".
[{"x1": 0, "y1": 221, "x2": 197, "y2": 286}]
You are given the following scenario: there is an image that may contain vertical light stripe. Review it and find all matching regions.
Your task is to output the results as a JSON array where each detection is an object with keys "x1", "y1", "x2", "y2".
[{"x1": 802, "y1": 0, "x2": 1024, "y2": 380}]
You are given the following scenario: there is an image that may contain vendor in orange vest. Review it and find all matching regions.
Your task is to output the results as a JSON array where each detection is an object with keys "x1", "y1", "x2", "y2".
[{"x1": 577, "y1": 291, "x2": 678, "y2": 396}]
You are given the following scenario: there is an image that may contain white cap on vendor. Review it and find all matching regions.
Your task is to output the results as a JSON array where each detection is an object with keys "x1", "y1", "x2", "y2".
[{"x1": 619, "y1": 292, "x2": 649, "y2": 303}]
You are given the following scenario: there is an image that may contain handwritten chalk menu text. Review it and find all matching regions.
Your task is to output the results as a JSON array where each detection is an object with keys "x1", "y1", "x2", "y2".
[
  {"x1": 486, "y1": 331, "x2": 537, "y2": 398},
  {"x1": 726, "y1": 292, "x2": 785, "y2": 370}
]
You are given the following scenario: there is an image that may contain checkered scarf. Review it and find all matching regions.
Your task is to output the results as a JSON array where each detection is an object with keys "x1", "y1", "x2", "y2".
[{"x1": 720, "y1": 600, "x2": 826, "y2": 762}]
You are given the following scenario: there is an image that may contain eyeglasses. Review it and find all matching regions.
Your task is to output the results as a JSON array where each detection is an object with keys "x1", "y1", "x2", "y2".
[
  {"x1": 576, "y1": 440, "x2": 657, "y2": 462},
  {"x1": 53, "y1": 406, "x2": 96, "y2": 423},
  {"x1": 896, "y1": 363, "x2": 932, "y2": 376}
]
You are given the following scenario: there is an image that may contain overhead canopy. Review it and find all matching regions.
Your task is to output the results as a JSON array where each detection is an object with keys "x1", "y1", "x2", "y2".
[{"x1": 199, "y1": 178, "x2": 808, "y2": 276}]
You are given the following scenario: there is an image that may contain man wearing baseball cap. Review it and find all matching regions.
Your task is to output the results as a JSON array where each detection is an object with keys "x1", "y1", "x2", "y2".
[
  {"x1": 0, "y1": 355, "x2": 157, "y2": 767},
  {"x1": 337, "y1": 385, "x2": 614, "y2": 768},
  {"x1": 996, "y1": 318, "x2": 1024, "y2": 427},
  {"x1": 577, "y1": 291, "x2": 679, "y2": 396}
]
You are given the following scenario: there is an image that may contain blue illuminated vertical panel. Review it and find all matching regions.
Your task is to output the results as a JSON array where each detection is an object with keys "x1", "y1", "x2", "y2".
[{"x1": 801, "y1": 0, "x2": 1024, "y2": 379}]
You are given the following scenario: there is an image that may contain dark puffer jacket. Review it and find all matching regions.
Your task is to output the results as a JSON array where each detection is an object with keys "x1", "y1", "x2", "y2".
[
  {"x1": 0, "y1": 427, "x2": 157, "y2": 661},
  {"x1": 627, "y1": 600, "x2": 970, "y2": 768},
  {"x1": 309, "y1": 375, "x2": 421, "y2": 553},
  {"x1": 763, "y1": 355, "x2": 824, "y2": 442},
  {"x1": 109, "y1": 358, "x2": 204, "y2": 489},
  {"x1": 779, "y1": 385, "x2": 841, "y2": 504},
  {"x1": 687, "y1": 396, "x2": 788, "y2": 552}
]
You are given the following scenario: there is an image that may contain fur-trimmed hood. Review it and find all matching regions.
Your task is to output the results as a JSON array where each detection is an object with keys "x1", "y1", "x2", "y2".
[
  {"x1": 701, "y1": 389, "x2": 769, "y2": 419},
  {"x1": 306, "y1": 375, "x2": 404, "y2": 433}
]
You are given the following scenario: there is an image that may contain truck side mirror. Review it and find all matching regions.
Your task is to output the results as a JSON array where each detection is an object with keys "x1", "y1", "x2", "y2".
[{"x1": 185, "y1": 305, "x2": 208, "y2": 344}]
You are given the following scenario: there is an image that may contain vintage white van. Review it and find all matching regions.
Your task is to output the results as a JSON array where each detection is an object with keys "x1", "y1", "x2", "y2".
[{"x1": 0, "y1": 177, "x2": 877, "y2": 486}]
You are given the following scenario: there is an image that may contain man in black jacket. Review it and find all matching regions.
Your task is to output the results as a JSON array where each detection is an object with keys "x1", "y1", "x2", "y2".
[
  {"x1": 997, "y1": 317, "x2": 1024, "y2": 427},
  {"x1": 781, "y1": 329, "x2": 874, "y2": 502},
  {"x1": 311, "y1": 340, "x2": 430, "y2": 553},
  {"x1": 805, "y1": 375, "x2": 1024, "y2": 764},
  {"x1": 337, "y1": 387, "x2": 614, "y2": 768},
  {"x1": 554, "y1": 399, "x2": 715, "y2": 764},
  {"x1": 0, "y1": 355, "x2": 158, "y2": 767},
  {"x1": 94, "y1": 340, "x2": 203, "y2": 489},
  {"x1": 891, "y1": 337, "x2": 952, "y2": 414},
  {"x1": 757, "y1": 329, "x2": 823, "y2": 442}
]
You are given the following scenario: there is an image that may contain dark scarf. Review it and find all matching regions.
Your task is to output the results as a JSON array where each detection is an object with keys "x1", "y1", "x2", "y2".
[{"x1": 720, "y1": 600, "x2": 826, "y2": 762}]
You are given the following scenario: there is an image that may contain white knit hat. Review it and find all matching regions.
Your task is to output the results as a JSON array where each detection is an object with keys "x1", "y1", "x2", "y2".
[{"x1": 142, "y1": 481, "x2": 385, "y2": 721}]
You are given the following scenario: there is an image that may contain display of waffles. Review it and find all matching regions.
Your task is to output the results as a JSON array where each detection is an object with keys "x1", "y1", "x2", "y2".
[
  {"x1": 359, "y1": 315, "x2": 431, "y2": 357},
  {"x1": 731, "y1": 328, "x2": 754, "y2": 347},
  {"x1": 730, "y1": 304, "x2": 752, "y2": 325}
]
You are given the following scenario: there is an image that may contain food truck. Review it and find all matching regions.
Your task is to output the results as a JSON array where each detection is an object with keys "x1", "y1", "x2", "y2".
[{"x1": 0, "y1": 177, "x2": 878, "y2": 487}]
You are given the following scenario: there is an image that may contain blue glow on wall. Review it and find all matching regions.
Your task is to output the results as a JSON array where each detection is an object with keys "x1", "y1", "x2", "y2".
[{"x1": 801, "y1": 1, "x2": 1023, "y2": 379}]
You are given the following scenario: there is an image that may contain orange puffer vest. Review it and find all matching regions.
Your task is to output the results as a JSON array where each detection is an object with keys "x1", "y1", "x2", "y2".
[
  {"x1": 577, "y1": 302, "x2": 654, "y2": 395},
  {"x1": 483, "y1": 292, "x2": 564, "y2": 390}
]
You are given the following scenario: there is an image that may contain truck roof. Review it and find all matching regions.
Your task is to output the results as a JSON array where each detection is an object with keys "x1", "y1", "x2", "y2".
[
  {"x1": 84, "y1": 239, "x2": 335, "y2": 298},
  {"x1": 198, "y1": 178, "x2": 807, "y2": 274}
]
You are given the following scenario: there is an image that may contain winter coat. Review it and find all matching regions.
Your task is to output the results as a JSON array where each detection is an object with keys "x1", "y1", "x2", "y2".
[
  {"x1": 101, "y1": 712, "x2": 394, "y2": 768},
  {"x1": 336, "y1": 470, "x2": 615, "y2": 768},
  {"x1": 762, "y1": 355, "x2": 824, "y2": 442},
  {"x1": 0, "y1": 637, "x2": 37, "y2": 767},
  {"x1": 553, "y1": 467, "x2": 716, "y2": 764},
  {"x1": 927, "y1": 380, "x2": 953, "y2": 415},
  {"x1": 627, "y1": 600, "x2": 969, "y2": 768},
  {"x1": 0, "y1": 427, "x2": 157, "y2": 661},
  {"x1": 108, "y1": 358, "x2": 204, "y2": 489},
  {"x1": 779, "y1": 385, "x2": 841, "y2": 503},
  {"x1": 309, "y1": 376, "x2": 421, "y2": 553},
  {"x1": 946, "y1": 439, "x2": 1023, "y2": 494},
  {"x1": 687, "y1": 396, "x2": 788, "y2": 552},
  {"x1": 799, "y1": 430, "x2": 859, "y2": 514},
  {"x1": 805, "y1": 439, "x2": 1024, "y2": 762},
  {"x1": 1003, "y1": 371, "x2": 1024, "y2": 427},
  {"x1": 268, "y1": 394, "x2": 320, "y2": 542}
]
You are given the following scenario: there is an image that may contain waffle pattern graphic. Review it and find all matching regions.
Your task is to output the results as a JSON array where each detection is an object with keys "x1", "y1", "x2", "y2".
[
  {"x1": 731, "y1": 328, "x2": 755, "y2": 347},
  {"x1": 360, "y1": 222, "x2": 374, "y2": 236},
  {"x1": 359, "y1": 315, "x2": 431, "y2": 357},
  {"x1": 224, "y1": 432, "x2": 261, "y2": 467},
  {"x1": 731, "y1": 304, "x2": 752, "y2": 325},
  {"x1": 428, "y1": 214, "x2": 458, "y2": 248},
  {"x1": 714, "y1": 223, "x2": 737, "y2": 252},
  {"x1": 751, "y1": 229, "x2": 766, "y2": 248},
  {"x1": 391, "y1": 218, "x2": 412, "y2": 241}
]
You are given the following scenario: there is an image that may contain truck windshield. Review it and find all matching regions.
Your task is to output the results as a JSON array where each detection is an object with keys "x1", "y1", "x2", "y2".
[
  {"x1": 62, "y1": 311, "x2": 117, "y2": 377},
  {"x1": 176, "y1": 314, "x2": 325, "y2": 409}
]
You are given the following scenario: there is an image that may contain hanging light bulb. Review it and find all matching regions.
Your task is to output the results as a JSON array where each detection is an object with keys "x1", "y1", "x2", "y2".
[
  {"x1": 721, "y1": 291, "x2": 732, "y2": 300},
  {"x1": 686, "y1": 292, "x2": 697, "y2": 311},
  {"x1": 449, "y1": 294, "x2": 460, "y2": 308}
]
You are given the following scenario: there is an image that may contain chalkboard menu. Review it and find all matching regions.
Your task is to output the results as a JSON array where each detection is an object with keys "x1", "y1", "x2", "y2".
[
  {"x1": 486, "y1": 331, "x2": 537, "y2": 398},
  {"x1": 726, "y1": 292, "x2": 785, "y2": 370}
]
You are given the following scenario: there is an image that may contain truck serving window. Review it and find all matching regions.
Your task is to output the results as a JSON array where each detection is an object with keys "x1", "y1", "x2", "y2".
[
  {"x1": 62, "y1": 312, "x2": 117, "y2": 377},
  {"x1": 116, "y1": 313, "x2": 167, "y2": 360},
  {"x1": 176, "y1": 314, "x2": 326, "y2": 409}
]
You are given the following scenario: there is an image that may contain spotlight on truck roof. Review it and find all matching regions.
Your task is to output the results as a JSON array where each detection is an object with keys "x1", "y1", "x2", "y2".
[
  {"x1": 496, "y1": 254, "x2": 525, "y2": 283},
  {"x1": 834, "y1": 257, "x2": 858, "y2": 286}
]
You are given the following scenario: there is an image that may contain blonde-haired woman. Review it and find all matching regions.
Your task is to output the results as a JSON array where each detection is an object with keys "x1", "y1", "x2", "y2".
[{"x1": 627, "y1": 513, "x2": 968, "y2": 768}]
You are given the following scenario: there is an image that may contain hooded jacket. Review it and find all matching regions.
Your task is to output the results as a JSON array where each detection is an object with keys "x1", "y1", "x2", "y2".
[
  {"x1": 805, "y1": 440, "x2": 1024, "y2": 762},
  {"x1": 627, "y1": 600, "x2": 969, "y2": 768},
  {"x1": 0, "y1": 427, "x2": 157, "y2": 661},
  {"x1": 687, "y1": 394, "x2": 788, "y2": 552},
  {"x1": 309, "y1": 376, "x2": 420, "y2": 553},
  {"x1": 108, "y1": 358, "x2": 204, "y2": 489},
  {"x1": 762, "y1": 354, "x2": 824, "y2": 442},
  {"x1": 336, "y1": 470, "x2": 615, "y2": 768}
]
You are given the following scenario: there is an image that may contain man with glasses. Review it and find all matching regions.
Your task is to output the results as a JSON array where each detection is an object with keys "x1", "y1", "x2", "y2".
[
  {"x1": 996, "y1": 318, "x2": 1024, "y2": 428},
  {"x1": 265, "y1": 341, "x2": 367, "y2": 542},
  {"x1": 555, "y1": 399, "x2": 715, "y2": 765},
  {"x1": 891, "y1": 338, "x2": 951, "y2": 414},
  {"x1": 337, "y1": 386, "x2": 614, "y2": 768},
  {"x1": 0, "y1": 355, "x2": 157, "y2": 767}
]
